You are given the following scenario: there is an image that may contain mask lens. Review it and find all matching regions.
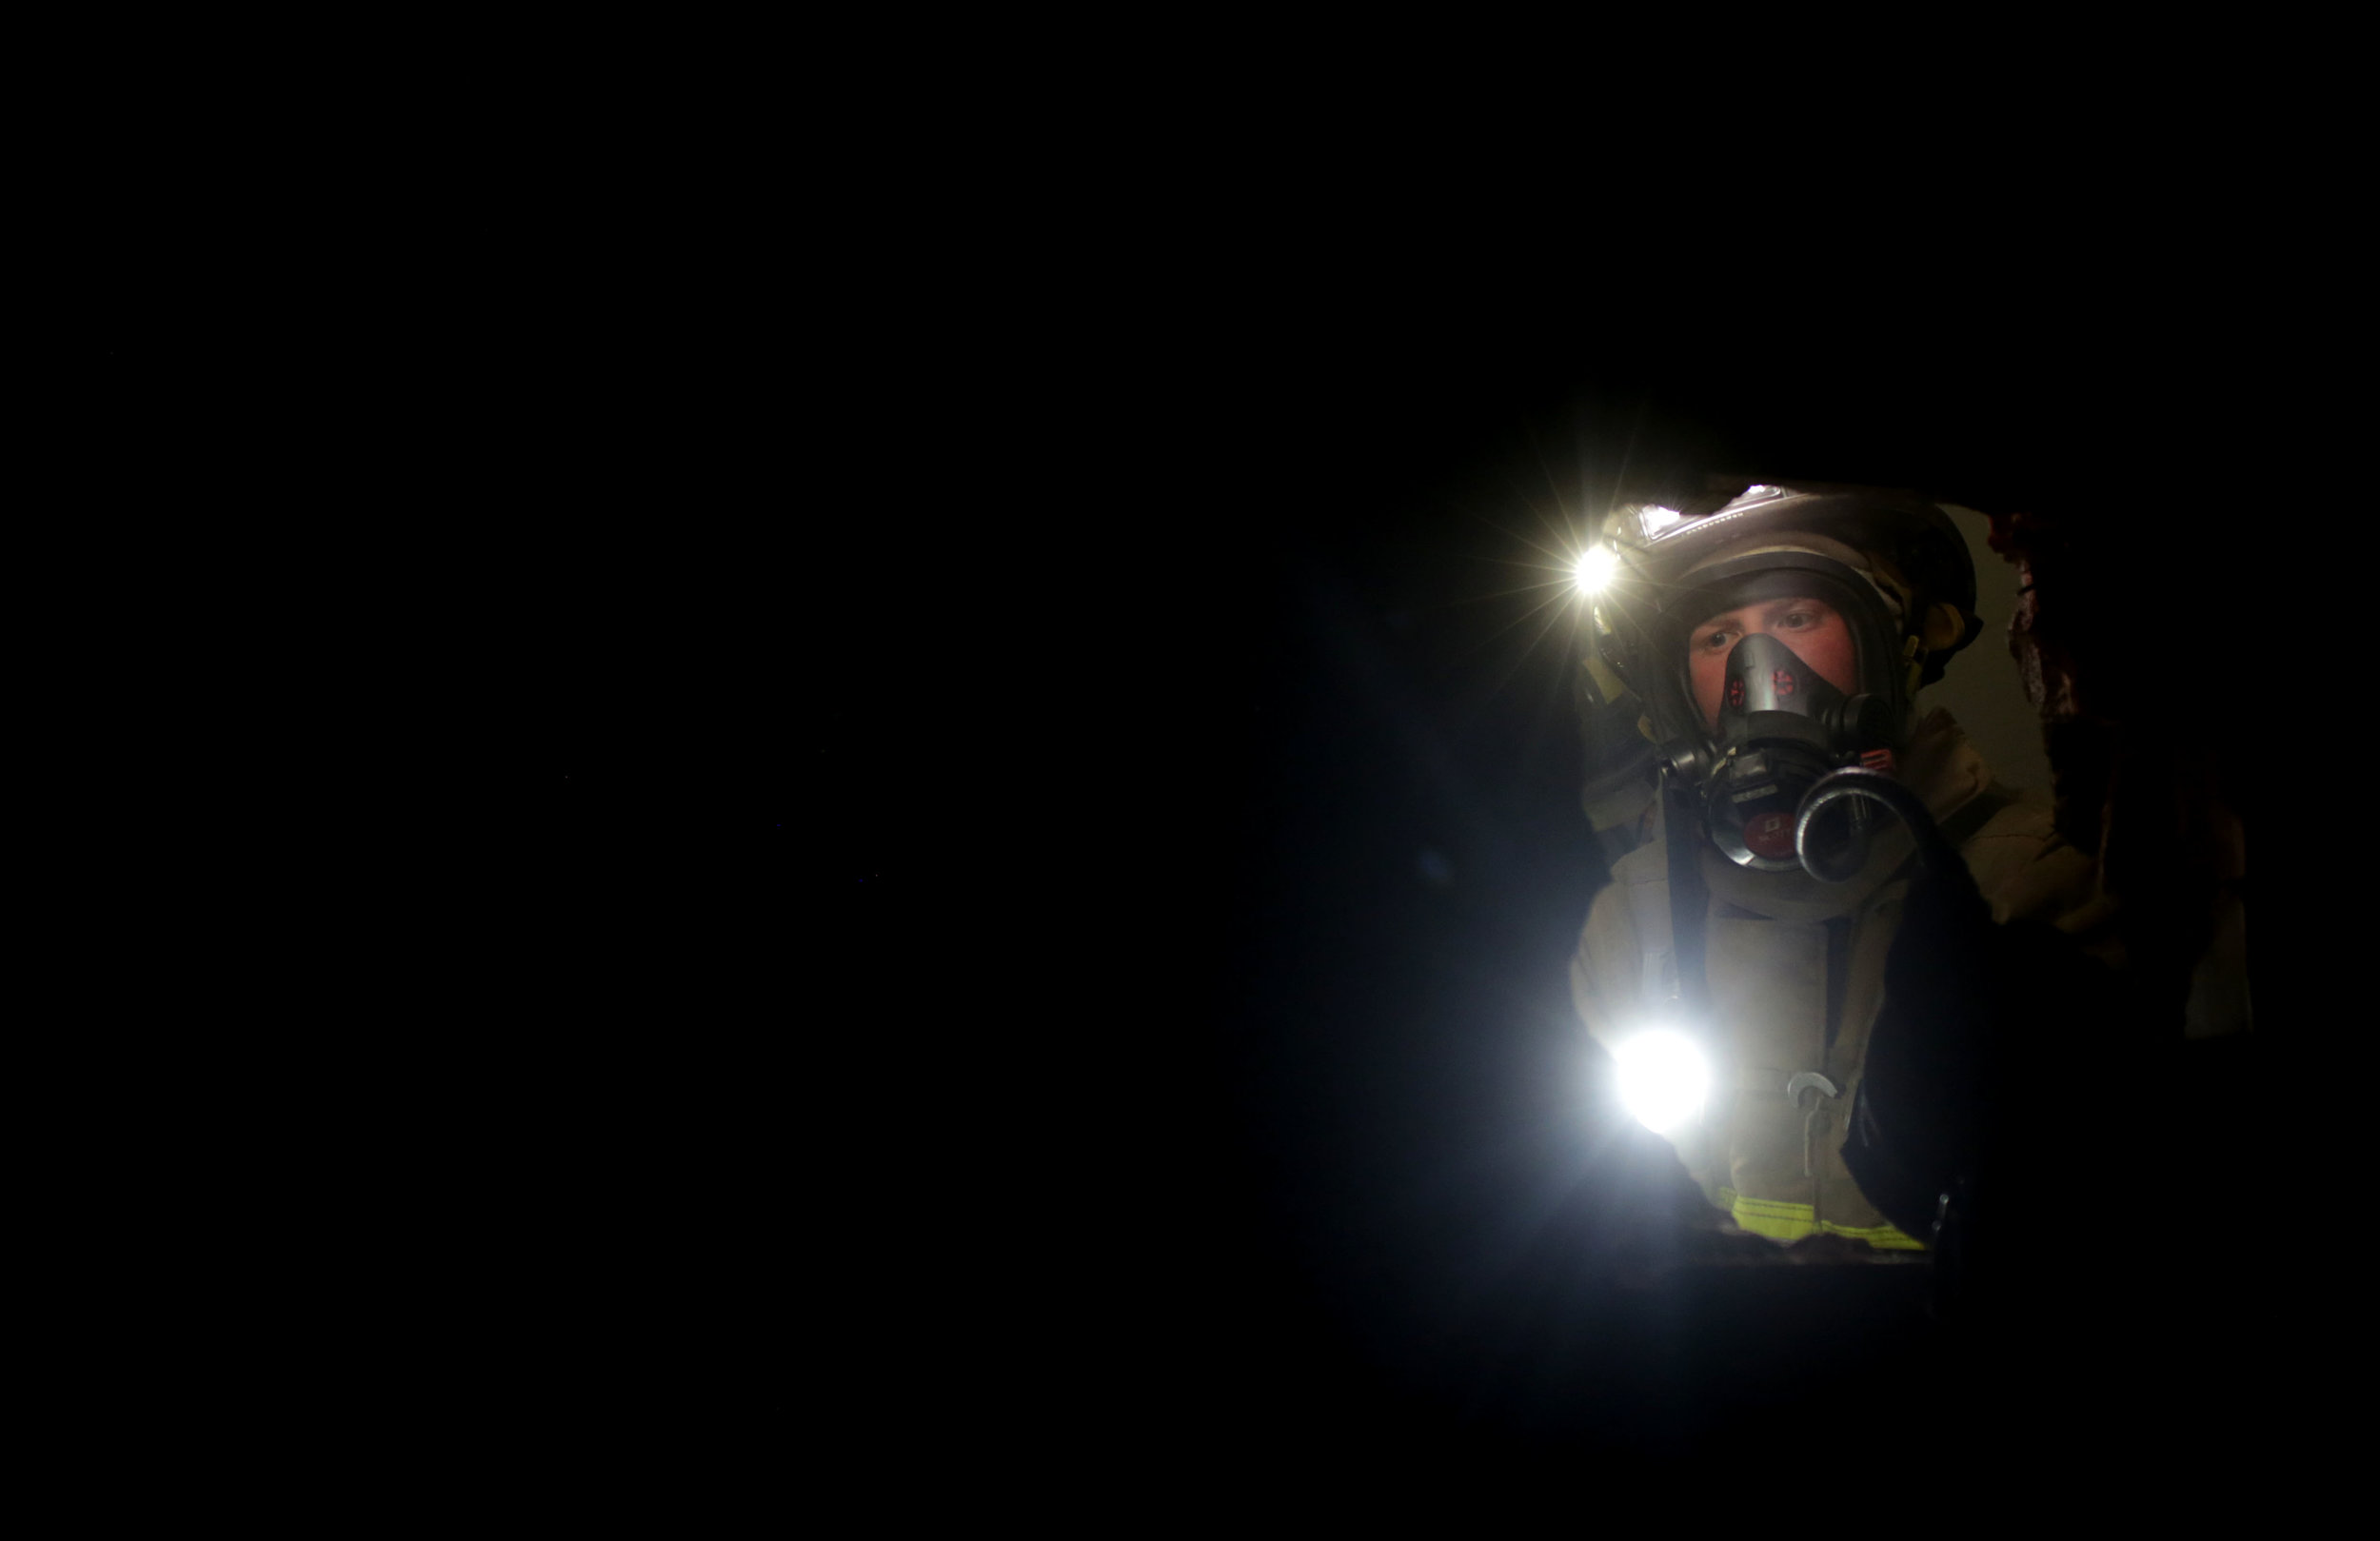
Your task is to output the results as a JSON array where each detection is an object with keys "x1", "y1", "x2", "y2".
[{"x1": 1796, "y1": 791, "x2": 1872, "y2": 882}]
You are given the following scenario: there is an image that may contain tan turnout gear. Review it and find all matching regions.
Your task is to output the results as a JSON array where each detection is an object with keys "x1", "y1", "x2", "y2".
[{"x1": 1572, "y1": 709, "x2": 2113, "y2": 1250}]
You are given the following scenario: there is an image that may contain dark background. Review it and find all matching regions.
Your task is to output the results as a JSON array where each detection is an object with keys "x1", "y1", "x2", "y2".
[
  {"x1": 64, "y1": 60, "x2": 2332, "y2": 1509},
  {"x1": 787, "y1": 281, "x2": 2291, "y2": 1481},
  {"x1": 243, "y1": 226, "x2": 2297, "y2": 1487},
  {"x1": 526, "y1": 270, "x2": 2285, "y2": 1474}
]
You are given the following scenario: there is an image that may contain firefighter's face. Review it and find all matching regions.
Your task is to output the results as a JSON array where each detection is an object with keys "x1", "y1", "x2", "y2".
[{"x1": 1688, "y1": 595, "x2": 1859, "y2": 730}]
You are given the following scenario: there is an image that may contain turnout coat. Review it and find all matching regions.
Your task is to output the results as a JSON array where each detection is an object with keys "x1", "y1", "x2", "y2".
[{"x1": 1570, "y1": 710, "x2": 2113, "y2": 1251}]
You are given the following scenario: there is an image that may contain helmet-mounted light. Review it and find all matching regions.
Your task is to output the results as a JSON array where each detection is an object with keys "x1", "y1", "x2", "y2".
[{"x1": 1574, "y1": 542, "x2": 1620, "y2": 595}]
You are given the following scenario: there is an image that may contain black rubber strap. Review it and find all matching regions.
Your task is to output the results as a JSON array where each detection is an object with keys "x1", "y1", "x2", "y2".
[{"x1": 1666, "y1": 773, "x2": 1713, "y2": 1019}]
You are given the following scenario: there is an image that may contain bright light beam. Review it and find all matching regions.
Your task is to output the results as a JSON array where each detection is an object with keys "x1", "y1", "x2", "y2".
[
  {"x1": 1575, "y1": 543, "x2": 1619, "y2": 595},
  {"x1": 1611, "y1": 1029, "x2": 1708, "y2": 1135}
]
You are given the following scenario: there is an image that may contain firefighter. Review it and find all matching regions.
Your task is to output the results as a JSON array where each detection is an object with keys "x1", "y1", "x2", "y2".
[{"x1": 1569, "y1": 482, "x2": 2114, "y2": 1255}]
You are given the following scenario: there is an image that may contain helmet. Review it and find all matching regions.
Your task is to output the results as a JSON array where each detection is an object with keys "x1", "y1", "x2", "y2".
[{"x1": 1585, "y1": 483, "x2": 1983, "y2": 872}]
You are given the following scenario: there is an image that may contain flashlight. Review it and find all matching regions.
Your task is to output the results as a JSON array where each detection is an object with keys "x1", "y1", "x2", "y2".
[{"x1": 1611, "y1": 1028, "x2": 1709, "y2": 1136}]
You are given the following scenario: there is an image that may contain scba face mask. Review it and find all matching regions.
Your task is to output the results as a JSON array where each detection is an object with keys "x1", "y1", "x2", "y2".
[{"x1": 1664, "y1": 556, "x2": 1915, "y2": 875}]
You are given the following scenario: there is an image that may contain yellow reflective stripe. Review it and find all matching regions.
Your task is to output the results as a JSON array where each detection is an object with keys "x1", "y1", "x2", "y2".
[
  {"x1": 1719, "y1": 1188, "x2": 1820, "y2": 1241},
  {"x1": 1716, "y1": 1188, "x2": 1926, "y2": 1250},
  {"x1": 1733, "y1": 1199, "x2": 1819, "y2": 1226},
  {"x1": 1823, "y1": 1220, "x2": 1927, "y2": 1251}
]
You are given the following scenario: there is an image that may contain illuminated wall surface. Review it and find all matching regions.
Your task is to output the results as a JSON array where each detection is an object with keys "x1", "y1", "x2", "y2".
[{"x1": 1926, "y1": 505, "x2": 2053, "y2": 797}]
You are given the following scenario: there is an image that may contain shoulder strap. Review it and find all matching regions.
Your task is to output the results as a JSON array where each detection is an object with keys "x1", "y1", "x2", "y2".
[{"x1": 1664, "y1": 775, "x2": 1713, "y2": 1018}]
